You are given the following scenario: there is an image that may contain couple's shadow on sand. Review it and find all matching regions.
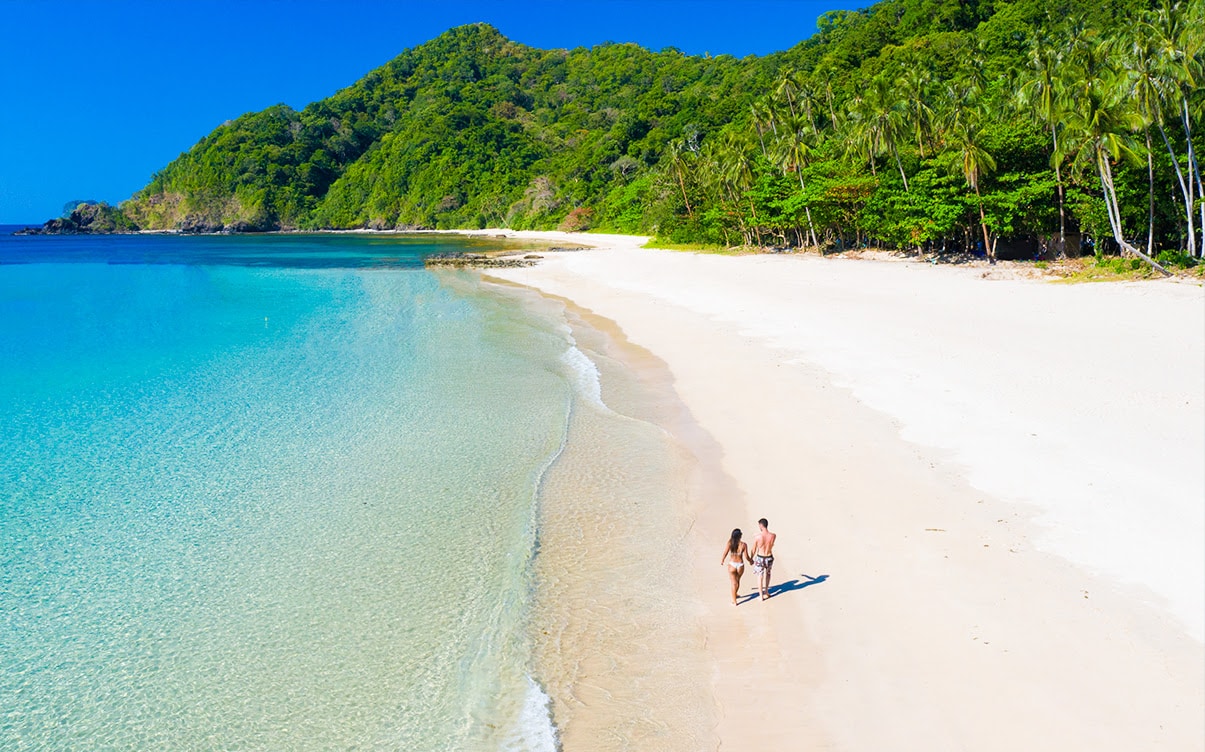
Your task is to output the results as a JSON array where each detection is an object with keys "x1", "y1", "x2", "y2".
[{"x1": 738, "y1": 573, "x2": 828, "y2": 606}]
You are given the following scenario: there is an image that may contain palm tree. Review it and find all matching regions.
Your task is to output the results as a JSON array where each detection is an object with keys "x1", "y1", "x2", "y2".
[
  {"x1": 666, "y1": 139, "x2": 695, "y2": 218},
  {"x1": 1148, "y1": 0, "x2": 1203, "y2": 256},
  {"x1": 774, "y1": 72, "x2": 803, "y2": 120},
  {"x1": 947, "y1": 100, "x2": 999, "y2": 261},
  {"x1": 1123, "y1": 26, "x2": 1166, "y2": 256},
  {"x1": 697, "y1": 141, "x2": 733, "y2": 245},
  {"x1": 796, "y1": 77, "x2": 821, "y2": 134},
  {"x1": 842, "y1": 94, "x2": 880, "y2": 177},
  {"x1": 749, "y1": 99, "x2": 777, "y2": 160},
  {"x1": 845, "y1": 75, "x2": 911, "y2": 190},
  {"x1": 700, "y1": 133, "x2": 759, "y2": 245},
  {"x1": 770, "y1": 112, "x2": 820, "y2": 246},
  {"x1": 895, "y1": 66, "x2": 934, "y2": 158},
  {"x1": 1176, "y1": 0, "x2": 1204, "y2": 257},
  {"x1": 1059, "y1": 35, "x2": 1169, "y2": 273},
  {"x1": 1018, "y1": 30, "x2": 1072, "y2": 257}
]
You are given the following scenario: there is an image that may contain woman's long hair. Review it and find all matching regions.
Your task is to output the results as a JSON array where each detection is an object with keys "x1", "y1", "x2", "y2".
[{"x1": 728, "y1": 528, "x2": 742, "y2": 554}]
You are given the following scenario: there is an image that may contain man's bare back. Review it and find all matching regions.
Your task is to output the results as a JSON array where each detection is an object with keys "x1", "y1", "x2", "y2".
[
  {"x1": 750, "y1": 528, "x2": 776, "y2": 558},
  {"x1": 750, "y1": 518, "x2": 776, "y2": 600}
]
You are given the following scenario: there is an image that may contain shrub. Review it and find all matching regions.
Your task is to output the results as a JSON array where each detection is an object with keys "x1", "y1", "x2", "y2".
[
  {"x1": 1156, "y1": 250, "x2": 1199, "y2": 269},
  {"x1": 558, "y1": 207, "x2": 594, "y2": 232}
]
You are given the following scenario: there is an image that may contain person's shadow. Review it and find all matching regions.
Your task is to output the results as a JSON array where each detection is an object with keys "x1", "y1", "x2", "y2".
[{"x1": 739, "y1": 573, "x2": 828, "y2": 604}]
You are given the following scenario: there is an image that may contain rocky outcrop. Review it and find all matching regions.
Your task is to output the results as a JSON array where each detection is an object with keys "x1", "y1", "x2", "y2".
[
  {"x1": 424, "y1": 252, "x2": 542, "y2": 268},
  {"x1": 16, "y1": 202, "x2": 138, "y2": 234}
]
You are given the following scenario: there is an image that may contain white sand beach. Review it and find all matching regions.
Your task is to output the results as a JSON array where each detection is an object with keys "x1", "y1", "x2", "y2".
[{"x1": 480, "y1": 231, "x2": 1204, "y2": 750}]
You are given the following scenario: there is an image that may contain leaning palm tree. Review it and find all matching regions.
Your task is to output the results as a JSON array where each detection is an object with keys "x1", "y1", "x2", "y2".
[
  {"x1": 1059, "y1": 39, "x2": 1169, "y2": 273},
  {"x1": 1148, "y1": 0, "x2": 1204, "y2": 256}
]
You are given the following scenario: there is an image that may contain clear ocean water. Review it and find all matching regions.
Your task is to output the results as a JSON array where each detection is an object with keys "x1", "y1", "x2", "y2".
[{"x1": 0, "y1": 230, "x2": 579, "y2": 749}]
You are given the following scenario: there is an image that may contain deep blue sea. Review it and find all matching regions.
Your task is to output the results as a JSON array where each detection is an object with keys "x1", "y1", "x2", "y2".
[{"x1": 0, "y1": 230, "x2": 575, "y2": 749}]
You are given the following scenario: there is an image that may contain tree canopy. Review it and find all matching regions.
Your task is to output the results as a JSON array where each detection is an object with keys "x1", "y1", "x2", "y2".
[{"x1": 114, "y1": 0, "x2": 1203, "y2": 264}]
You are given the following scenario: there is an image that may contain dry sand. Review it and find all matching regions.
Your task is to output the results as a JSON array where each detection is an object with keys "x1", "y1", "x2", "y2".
[{"x1": 478, "y1": 230, "x2": 1204, "y2": 750}]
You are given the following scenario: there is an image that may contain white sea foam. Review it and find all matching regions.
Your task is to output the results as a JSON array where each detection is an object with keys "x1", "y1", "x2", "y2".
[
  {"x1": 560, "y1": 342, "x2": 609, "y2": 411},
  {"x1": 500, "y1": 675, "x2": 559, "y2": 752}
]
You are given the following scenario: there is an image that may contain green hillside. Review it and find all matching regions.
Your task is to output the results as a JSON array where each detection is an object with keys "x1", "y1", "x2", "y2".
[{"x1": 115, "y1": 0, "x2": 1201, "y2": 264}]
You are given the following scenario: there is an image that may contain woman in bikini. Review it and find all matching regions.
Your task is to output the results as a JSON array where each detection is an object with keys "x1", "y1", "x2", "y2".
[{"x1": 720, "y1": 528, "x2": 751, "y2": 606}]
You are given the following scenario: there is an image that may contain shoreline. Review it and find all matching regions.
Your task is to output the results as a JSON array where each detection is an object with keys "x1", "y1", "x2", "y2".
[
  {"x1": 475, "y1": 270, "x2": 725, "y2": 748},
  {"x1": 483, "y1": 230, "x2": 1205, "y2": 749},
  {"x1": 13, "y1": 224, "x2": 1201, "y2": 282}
]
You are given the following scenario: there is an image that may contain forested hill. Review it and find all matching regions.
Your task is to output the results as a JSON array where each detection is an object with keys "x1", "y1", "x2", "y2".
[
  {"x1": 87, "y1": 0, "x2": 1205, "y2": 263},
  {"x1": 125, "y1": 22, "x2": 773, "y2": 233}
]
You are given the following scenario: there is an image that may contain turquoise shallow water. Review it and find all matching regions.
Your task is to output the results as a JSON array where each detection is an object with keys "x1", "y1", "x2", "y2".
[{"x1": 0, "y1": 233, "x2": 571, "y2": 749}]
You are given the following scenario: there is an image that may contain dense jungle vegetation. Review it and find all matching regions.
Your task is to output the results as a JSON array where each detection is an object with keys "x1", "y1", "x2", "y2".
[{"x1": 113, "y1": 0, "x2": 1202, "y2": 265}]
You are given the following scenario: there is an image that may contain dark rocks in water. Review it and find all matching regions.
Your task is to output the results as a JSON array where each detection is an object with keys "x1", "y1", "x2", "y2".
[
  {"x1": 16, "y1": 202, "x2": 138, "y2": 235},
  {"x1": 425, "y1": 252, "x2": 538, "y2": 268},
  {"x1": 361, "y1": 219, "x2": 431, "y2": 231},
  {"x1": 524, "y1": 254, "x2": 542, "y2": 259}
]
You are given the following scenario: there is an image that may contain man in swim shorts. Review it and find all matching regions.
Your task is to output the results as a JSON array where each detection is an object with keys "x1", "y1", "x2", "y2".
[{"x1": 749, "y1": 518, "x2": 776, "y2": 601}]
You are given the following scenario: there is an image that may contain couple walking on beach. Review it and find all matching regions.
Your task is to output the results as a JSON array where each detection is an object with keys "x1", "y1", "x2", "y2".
[{"x1": 721, "y1": 518, "x2": 775, "y2": 605}]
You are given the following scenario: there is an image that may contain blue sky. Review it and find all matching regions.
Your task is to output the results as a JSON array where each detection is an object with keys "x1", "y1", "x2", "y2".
[{"x1": 0, "y1": 0, "x2": 847, "y2": 223}]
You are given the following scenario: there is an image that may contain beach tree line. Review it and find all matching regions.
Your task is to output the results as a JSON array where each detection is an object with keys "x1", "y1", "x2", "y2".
[
  {"x1": 104, "y1": 0, "x2": 1201, "y2": 267},
  {"x1": 651, "y1": 0, "x2": 1203, "y2": 267}
]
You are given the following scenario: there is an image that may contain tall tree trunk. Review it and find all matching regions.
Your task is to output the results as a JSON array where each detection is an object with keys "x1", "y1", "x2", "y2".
[
  {"x1": 1146, "y1": 128, "x2": 1156, "y2": 256},
  {"x1": 1160, "y1": 122, "x2": 1196, "y2": 257},
  {"x1": 1098, "y1": 152, "x2": 1170, "y2": 274},
  {"x1": 676, "y1": 170, "x2": 693, "y2": 218},
  {"x1": 974, "y1": 183, "x2": 993, "y2": 262},
  {"x1": 727, "y1": 187, "x2": 749, "y2": 246},
  {"x1": 1052, "y1": 127, "x2": 1067, "y2": 257},
  {"x1": 747, "y1": 197, "x2": 763, "y2": 246},
  {"x1": 1185, "y1": 101, "x2": 1204, "y2": 257},
  {"x1": 893, "y1": 146, "x2": 910, "y2": 192},
  {"x1": 797, "y1": 172, "x2": 818, "y2": 246}
]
